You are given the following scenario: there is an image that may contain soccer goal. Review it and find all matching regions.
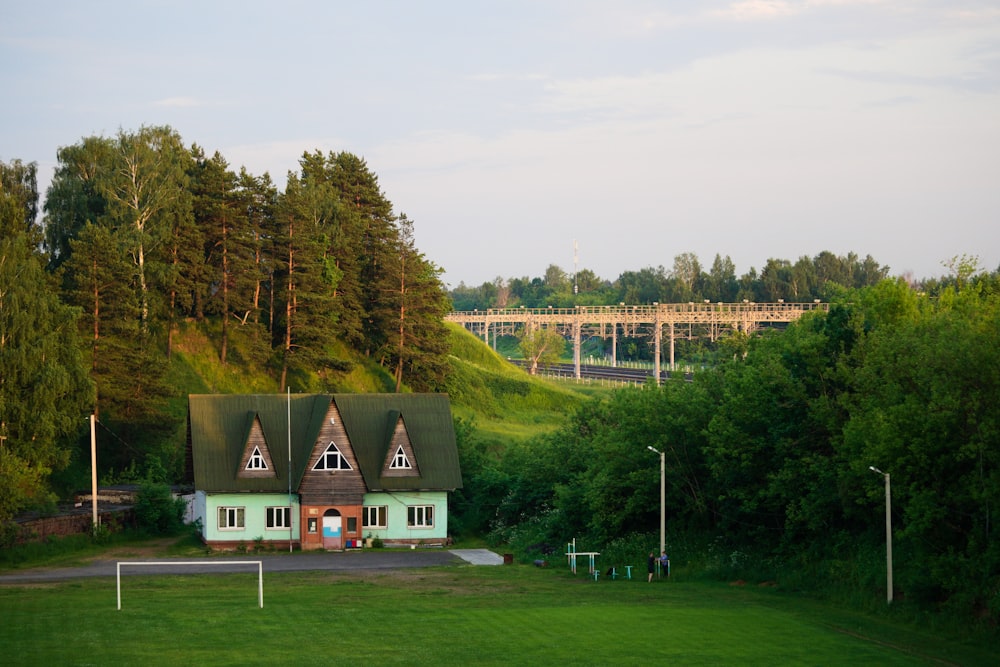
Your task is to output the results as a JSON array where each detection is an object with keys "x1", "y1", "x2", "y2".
[{"x1": 116, "y1": 560, "x2": 263, "y2": 610}]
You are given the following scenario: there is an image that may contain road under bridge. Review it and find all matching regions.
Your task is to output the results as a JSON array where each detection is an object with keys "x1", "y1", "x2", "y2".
[{"x1": 445, "y1": 302, "x2": 830, "y2": 382}]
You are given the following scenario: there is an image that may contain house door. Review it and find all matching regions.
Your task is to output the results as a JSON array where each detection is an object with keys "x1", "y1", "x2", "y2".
[{"x1": 322, "y1": 509, "x2": 342, "y2": 550}]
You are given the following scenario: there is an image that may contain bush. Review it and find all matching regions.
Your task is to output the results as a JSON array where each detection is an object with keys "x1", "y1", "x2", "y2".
[{"x1": 133, "y1": 482, "x2": 186, "y2": 535}]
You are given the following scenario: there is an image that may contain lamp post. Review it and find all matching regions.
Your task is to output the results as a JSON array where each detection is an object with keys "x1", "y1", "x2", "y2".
[
  {"x1": 647, "y1": 446, "x2": 665, "y2": 559},
  {"x1": 869, "y1": 466, "x2": 893, "y2": 604}
]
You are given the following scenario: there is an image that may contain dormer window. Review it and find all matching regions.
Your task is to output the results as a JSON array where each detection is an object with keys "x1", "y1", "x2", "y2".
[
  {"x1": 246, "y1": 446, "x2": 268, "y2": 471},
  {"x1": 313, "y1": 441, "x2": 353, "y2": 471},
  {"x1": 389, "y1": 445, "x2": 412, "y2": 470}
]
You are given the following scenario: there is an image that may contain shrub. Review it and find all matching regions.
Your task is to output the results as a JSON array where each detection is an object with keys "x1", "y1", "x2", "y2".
[{"x1": 133, "y1": 482, "x2": 186, "y2": 535}]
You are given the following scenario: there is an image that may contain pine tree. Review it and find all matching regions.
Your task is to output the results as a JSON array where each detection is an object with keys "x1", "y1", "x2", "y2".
[
  {"x1": 231, "y1": 169, "x2": 278, "y2": 366},
  {"x1": 273, "y1": 173, "x2": 339, "y2": 391},
  {"x1": 189, "y1": 147, "x2": 236, "y2": 360},
  {"x1": 42, "y1": 136, "x2": 113, "y2": 270},
  {"x1": 376, "y1": 214, "x2": 451, "y2": 392}
]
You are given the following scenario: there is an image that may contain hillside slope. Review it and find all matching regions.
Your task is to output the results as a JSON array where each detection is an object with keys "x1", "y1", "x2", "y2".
[{"x1": 164, "y1": 320, "x2": 588, "y2": 448}]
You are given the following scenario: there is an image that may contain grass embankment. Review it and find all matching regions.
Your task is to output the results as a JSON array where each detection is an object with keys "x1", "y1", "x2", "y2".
[
  {"x1": 3, "y1": 562, "x2": 996, "y2": 666},
  {"x1": 444, "y1": 324, "x2": 598, "y2": 444},
  {"x1": 158, "y1": 321, "x2": 599, "y2": 451}
]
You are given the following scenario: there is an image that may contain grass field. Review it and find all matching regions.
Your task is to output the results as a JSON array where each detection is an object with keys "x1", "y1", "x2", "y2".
[{"x1": 3, "y1": 562, "x2": 996, "y2": 666}]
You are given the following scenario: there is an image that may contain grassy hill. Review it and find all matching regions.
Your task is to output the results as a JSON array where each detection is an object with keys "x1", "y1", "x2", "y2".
[
  {"x1": 162, "y1": 320, "x2": 593, "y2": 452},
  {"x1": 442, "y1": 323, "x2": 594, "y2": 444}
]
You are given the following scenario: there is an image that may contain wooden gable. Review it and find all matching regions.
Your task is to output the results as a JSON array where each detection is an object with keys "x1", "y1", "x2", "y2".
[
  {"x1": 236, "y1": 412, "x2": 277, "y2": 479},
  {"x1": 297, "y1": 400, "x2": 367, "y2": 505},
  {"x1": 380, "y1": 412, "x2": 421, "y2": 479}
]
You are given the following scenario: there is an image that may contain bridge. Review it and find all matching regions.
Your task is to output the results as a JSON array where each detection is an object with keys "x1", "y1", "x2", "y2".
[{"x1": 445, "y1": 302, "x2": 829, "y2": 382}]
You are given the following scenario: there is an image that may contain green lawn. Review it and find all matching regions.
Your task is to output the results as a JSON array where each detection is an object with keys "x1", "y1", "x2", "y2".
[{"x1": 3, "y1": 564, "x2": 996, "y2": 666}]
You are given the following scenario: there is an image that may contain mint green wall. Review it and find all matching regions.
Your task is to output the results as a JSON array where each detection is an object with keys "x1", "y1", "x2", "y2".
[
  {"x1": 194, "y1": 490, "x2": 449, "y2": 544},
  {"x1": 196, "y1": 491, "x2": 300, "y2": 543},
  {"x1": 361, "y1": 491, "x2": 449, "y2": 542}
]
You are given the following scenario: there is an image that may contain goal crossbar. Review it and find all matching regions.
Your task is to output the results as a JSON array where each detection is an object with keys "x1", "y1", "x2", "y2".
[{"x1": 116, "y1": 560, "x2": 263, "y2": 610}]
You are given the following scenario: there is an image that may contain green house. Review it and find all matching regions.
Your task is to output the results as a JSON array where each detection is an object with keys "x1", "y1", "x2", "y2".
[{"x1": 186, "y1": 393, "x2": 462, "y2": 551}]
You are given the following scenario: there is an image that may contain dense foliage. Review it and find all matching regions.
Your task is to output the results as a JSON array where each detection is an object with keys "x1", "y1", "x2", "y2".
[
  {"x1": 456, "y1": 276, "x2": 1000, "y2": 625},
  {"x1": 1, "y1": 134, "x2": 451, "y2": 521},
  {"x1": 450, "y1": 251, "x2": 896, "y2": 310}
]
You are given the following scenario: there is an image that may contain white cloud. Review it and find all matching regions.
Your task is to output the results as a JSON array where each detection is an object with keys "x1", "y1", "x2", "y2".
[
  {"x1": 152, "y1": 97, "x2": 202, "y2": 108},
  {"x1": 711, "y1": 1, "x2": 800, "y2": 22}
]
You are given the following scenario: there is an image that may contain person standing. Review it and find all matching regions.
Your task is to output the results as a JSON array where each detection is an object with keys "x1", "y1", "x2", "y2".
[
  {"x1": 660, "y1": 551, "x2": 670, "y2": 578},
  {"x1": 647, "y1": 551, "x2": 656, "y2": 583}
]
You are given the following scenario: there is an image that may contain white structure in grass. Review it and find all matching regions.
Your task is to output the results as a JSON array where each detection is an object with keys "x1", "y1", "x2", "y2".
[
  {"x1": 116, "y1": 561, "x2": 263, "y2": 610},
  {"x1": 565, "y1": 538, "x2": 600, "y2": 576}
]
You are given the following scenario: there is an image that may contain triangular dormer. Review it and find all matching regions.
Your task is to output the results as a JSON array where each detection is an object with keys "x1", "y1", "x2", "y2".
[
  {"x1": 381, "y1": 413, "x2": 421, "y2": 478},
  {"x1": 298, "y1": 400, "x2": 366, "y2": 506},
  {"x1": 237, "y1": 412, "x2": 277, "y2": 479}
]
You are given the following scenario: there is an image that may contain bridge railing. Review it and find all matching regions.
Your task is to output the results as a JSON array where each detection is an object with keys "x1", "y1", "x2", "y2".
[{"x1": 445, "y1": 302, "x2": 828, "y2": 322}]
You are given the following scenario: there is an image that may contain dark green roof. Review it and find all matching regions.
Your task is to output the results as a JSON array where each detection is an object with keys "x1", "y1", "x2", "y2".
[{"x1": 187, "y1": 393, "x2": 462, "y2": 493}]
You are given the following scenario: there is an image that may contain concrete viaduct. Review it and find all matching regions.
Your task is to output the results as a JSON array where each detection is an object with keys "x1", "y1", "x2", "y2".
[{"x1": 445, "y1": 301, "x2": 830, "y2": 382}]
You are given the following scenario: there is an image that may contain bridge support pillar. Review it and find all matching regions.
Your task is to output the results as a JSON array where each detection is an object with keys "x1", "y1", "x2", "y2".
[{"x1": 573, "y1": 317, "x2": 582, "y2": 379}]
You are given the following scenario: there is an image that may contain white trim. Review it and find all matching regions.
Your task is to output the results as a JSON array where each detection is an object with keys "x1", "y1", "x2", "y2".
[
  {"x1": 312, "y1": 441, "x2": 353, "y2": 471},
  {"x1": 246, "y1": 446, "x2": 268, "y2": 470},
  {"x1": 218, "y1": 506, "x2": 245, "y2": 531},
  {"x1": 389, "y1": 445, "x2": 412, "y2": 469}
]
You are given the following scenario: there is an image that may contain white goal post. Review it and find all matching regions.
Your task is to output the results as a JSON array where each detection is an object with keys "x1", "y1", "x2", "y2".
[{"x1": 116, "y1": 561, "x2": 263, "y2": 610}]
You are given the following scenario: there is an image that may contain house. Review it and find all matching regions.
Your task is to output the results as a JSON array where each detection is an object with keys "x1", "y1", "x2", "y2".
[{"x1": 185, "y1": 393, "x2": 463, "y2": 551}]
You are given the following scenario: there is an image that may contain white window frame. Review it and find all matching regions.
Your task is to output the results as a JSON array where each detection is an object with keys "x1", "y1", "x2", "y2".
[
  {"x1": 407, "y1": 505, "x2": 434, "y2": 529},
  {"x1": 389, "y1": 445, "x2": 411, "y2": 469},
  {"x1": 218, "y1": 506, "x2": 245, "y2": 531},
  {"x1": 363, "y1": 505, "x2": 388, "y2": 529},
  {"x1": 266, "y1": 506, "x2": 291, "y2": 530},
  {"x1": 312, "y1": 441, "x2": 353, "y2": 471},
  {"x1": 246, "y1": 446, "x2": 268, "y2": 470}
]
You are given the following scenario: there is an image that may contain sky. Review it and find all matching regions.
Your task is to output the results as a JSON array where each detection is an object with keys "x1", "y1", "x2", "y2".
[{"x1": 2, "y1": 1, "x2": 999, "y2": 288}]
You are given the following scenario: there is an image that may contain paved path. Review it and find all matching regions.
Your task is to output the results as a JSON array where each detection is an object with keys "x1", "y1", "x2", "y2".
[
  {"x1": 0, "y1": 548, "x2": 505, "y2": 584},
  {"x1": 450, "y1": 549, "x2": 505, "y2": 565}
]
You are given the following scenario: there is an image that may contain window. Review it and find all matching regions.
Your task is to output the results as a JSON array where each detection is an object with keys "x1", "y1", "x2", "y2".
[
  {"x1": 363, "y1": 505, "x2": 387, "y2": 529},
  {"x1": 246, "y1": 446, "x2": 268, "y2": 470},
  {"x1": 218, "y1": 506, "x2": 245, "y2": 530},
  {"x1": 407, "y1": 505, "x2": 434, "y2": 529},
  {"x1": 389, "y1": 445, "x2": 411, "y2": 469},
  {"x1": 266, "y1": 506, "x2": 290, "y2": 529},
  {"x1": 312, "y1": 442, "x2": 353, "y2": 470}
]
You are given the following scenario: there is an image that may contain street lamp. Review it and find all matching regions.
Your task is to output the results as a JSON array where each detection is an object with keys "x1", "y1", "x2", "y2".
[
  {"x1": 869, "y1": 466, "x2": 893, "y2": 604},
  {"x1": 647, "y1": 446, "x2": 665, "y2": 559}
]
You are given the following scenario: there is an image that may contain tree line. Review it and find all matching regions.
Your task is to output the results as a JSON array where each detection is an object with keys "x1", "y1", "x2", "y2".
[
  {"x1": 1, "y1": 131, "x2": 451, "y2": 525},
  {"x1": 453, "y1": 274, "x2": 1000, "y2": 624},
  {"x1": 452, "y1": 251, "x2": 929, "y2": 311}
]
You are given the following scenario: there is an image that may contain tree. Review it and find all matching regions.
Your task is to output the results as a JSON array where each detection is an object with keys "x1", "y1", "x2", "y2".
[
  {"x1": 942, "y1": 254, "x2": 981, "y2": 289},
  {"x1": 615, "y1": 266, "x2": 668, "y2": 304},
  {"x1": 43, "y1": 136, "x2": 114, "y2": 270},
  {"x1": 228, "y1": 168, "x2": 278, "y2": 365},
  {"x1": 273, "y1": 173, "x2": 339, "y2": 390},
  {"x1": 96, "y1": 126, "x2": 192, "y2": 331},
  {"x1": 0, "y1": 221, "x2": 93, "y2": 523},
  {"x1": 841, "y1": 283, "x2": 1000, "y2": 606},
  {"x1": 760, "y1": 258, "x2": 792, "y2": 301},
  {"x1": 189, "y1": 147, "x2": 237, "y2": 360},
  {"x1": 705, "y1": 254, "x2": 738, "y2": 302},
  {"x1": 670, "y1": 252, "x2": 702, "y2": 301},
  {"x1": 0, "y1": 159, "x2": 40, "y2": 239},
  {"x1": 376, "y1": 214, "x2": 451, "y2": 392},
  {"x1": 518, "y1": 326, "x2": 566, "y2": 374}
]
